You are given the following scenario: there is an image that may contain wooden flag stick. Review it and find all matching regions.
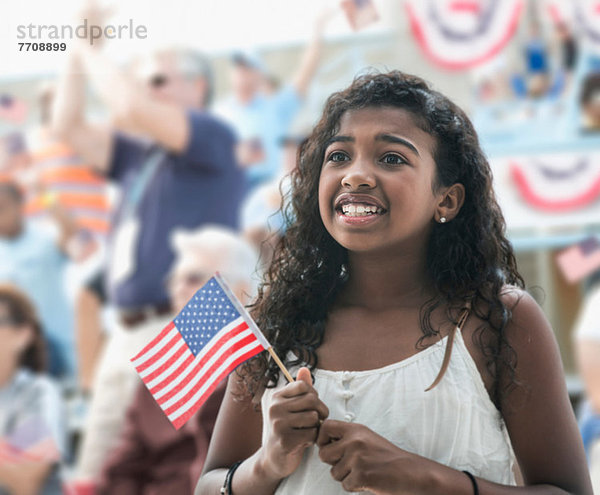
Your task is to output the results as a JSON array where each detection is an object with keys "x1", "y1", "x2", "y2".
[
  {"x1": 214, "y1": 272, "x2": 296, "y2": 383},
  {"x1": 267, "y1": 346, "x2": 295, "y2": 383}
]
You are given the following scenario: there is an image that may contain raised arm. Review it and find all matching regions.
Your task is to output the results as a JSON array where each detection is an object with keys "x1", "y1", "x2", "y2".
[
  {"x1": 50, "y1": 51, "x2": 113, "y2": 174},
  {"x1": 291, "y1": 10, "x2": 334, "y2": 98},
  {"x1": 52, "y1": 0, "x2": 191, "y2": 168},
  {"x1": 75, "y1": 44, "x2": 190, "y2": 154},
  {"x1": 38, "y1": 192, "x2": 79, "y2": 256}
]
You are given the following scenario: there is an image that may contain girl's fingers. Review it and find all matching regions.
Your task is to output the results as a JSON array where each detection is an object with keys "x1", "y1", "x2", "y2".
[
  {"x1": 278, "y1": 380, "x2": 312, "y2": 398},
  {"x1": 318, "y1": 437, "x2": 345, "y2": 465},
  {"x1": 278, "y1": 367, "x2": 313, "y2": 398},
  {"x1": 316, "y1": 419, "x2": 347, "y2": 447},
  {"x1": 277, "y1": 425, "x2": 320, "y2": 451},
  {"x1": 296, "y1": 366, "x2": 312, "y2": 384},
  {"x1": 290, "y1": 410, "x2": 322, "y2": 429},
  {"x1": 273, "y1": 408, "x2": 322, "y2": 432},
  {"x1": 330, "y1": 456, "x2": 351, "y2": 483},
  {"x1": 270, "y1": 393, "x2": 328, "y2": 422},
  {"x1": 315, "y1": 400, "x2": 329, "y2": 420},
  {"x1": 285, "y1": 394, "x2": 329, "y2": 420},
  {"x1": 272, "y1": 372, "x2": 329, "y2": 420}
]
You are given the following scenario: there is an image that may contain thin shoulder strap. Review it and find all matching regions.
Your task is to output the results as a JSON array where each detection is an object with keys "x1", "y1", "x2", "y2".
[{"x1": 425, "y1": 301, "x2": 472, "y2": 392}]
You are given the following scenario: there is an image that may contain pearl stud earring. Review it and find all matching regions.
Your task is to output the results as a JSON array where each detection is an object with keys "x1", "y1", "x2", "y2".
[{"x1": 440, "y1": 217, "x2": 447, "y2": 223}]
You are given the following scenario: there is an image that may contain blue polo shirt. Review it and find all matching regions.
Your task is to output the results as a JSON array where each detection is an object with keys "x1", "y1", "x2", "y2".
[{"x1": 107, "y1": 111, "x2": 246, "y2": 309}]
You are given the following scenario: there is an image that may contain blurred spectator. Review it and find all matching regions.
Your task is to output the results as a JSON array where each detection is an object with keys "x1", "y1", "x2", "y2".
[
  {"x1": 555, "y1": 21, "x2": 578, "y2": 76},
  {"x1": 241, "y1": 133, "x2": 304, "y2": 269},
  {"x1": 471, "y1": 55, "x2": 513, "y2": 104},
  {"x1": 50, "y1": 4, "x2": 245, "y2": 480},
  {"x1": 0, "y1": 94, "x2": 28, "y2": 125},
  {"x1": 0, "y1": 133, "x2": 31, "y2": 177},
  {"x1": 525, "y1": 22, "x2": 549, "y2": 75},
  {"x1": 260, "y1": 73, "x2": 281, "y2": 96},
  {"x1": 96, "y1": 226, "x2": 258, "y2": 495},
  {"x1": 575, "y1": 274, "x2": 600, "y2": 493},
  {"x1": 580, "y1": 73, "x2": 600, "y2": 132},
  {"x1": 74, "y1": 270, "x2": 107, "y2": 395},
  {"x1": 524, "y1": 22, "x2": 550, "y2": 99},
  {"x1": 0, "y1": 178, "x2": 78, "y2": 379},
  {"x1": 215, "y1": 11, "x2": 332, "y2": 189},
  {"x1": 22, "y1": 82, "x2": 110, "y2": 255},
  {"x1": 0, "y1": 284, "x2": 66, "y2": 495}
]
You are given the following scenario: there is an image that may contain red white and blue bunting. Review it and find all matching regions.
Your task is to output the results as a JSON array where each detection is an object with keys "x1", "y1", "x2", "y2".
[
  {"x1": 545, "y1": 0, "x2": 600, "y2": 53},
  {"x1": 405, "y1": 0, "x2": 524, "y2": 70},
  {"x1": 490, "y1": 152, "x2": 600, "y2": 229}
]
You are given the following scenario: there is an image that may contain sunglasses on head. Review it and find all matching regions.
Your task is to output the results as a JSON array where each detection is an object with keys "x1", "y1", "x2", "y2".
[{"x1": 148, "y1": 74, "x2": 170, "y2": 89}]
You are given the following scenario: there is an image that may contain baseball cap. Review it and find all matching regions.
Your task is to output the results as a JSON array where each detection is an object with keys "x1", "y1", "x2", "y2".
[{"x1": 231, "y1": 50, "x2": 266, "y2": 73}]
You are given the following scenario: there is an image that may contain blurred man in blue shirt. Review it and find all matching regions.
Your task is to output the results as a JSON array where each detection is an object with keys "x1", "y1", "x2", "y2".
[{"x1": 51, "y1": 7, "x2": 245, "y2": 479}]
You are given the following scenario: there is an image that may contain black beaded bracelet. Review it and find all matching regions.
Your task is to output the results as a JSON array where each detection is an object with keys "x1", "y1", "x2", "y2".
[
  {"x1": 462, "y1": 470, "x2": 479, "y2": 495},
  {"x1": 220, "y1": 461, "x2": 243, "y2": 495}
]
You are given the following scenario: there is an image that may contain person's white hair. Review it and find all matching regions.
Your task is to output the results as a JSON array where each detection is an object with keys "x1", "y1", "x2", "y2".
[
  {"x1": 169, "y1": 224, "x2": 260, "y2": 297},
  {"x1": 135, "y1": 47, "x2": 214, "y2": 107}
]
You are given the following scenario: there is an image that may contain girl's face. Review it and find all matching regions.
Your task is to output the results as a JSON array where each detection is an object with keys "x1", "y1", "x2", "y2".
[{"x1": 318, "y1": 106, "x2": 443, "y2": 257}]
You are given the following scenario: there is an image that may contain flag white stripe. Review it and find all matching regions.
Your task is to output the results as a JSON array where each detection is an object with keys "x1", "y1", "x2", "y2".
[
  {"x1": 167, "y1": 339, "x2": 263, "y2": 422},
  {"x1": 145, "y1": 342, "x2": 195, "y2": 389},
  {"x1": 137, "y1": 316, "x2": 243, "y2": 379},
  {"x1": 151, "y1": 318, "x2": 246, "y2": 400},
  {"x1": 155, "y1": 326, "x2": 252, "y2": 403},
  {"x1": 132, "y1": 326, "x2": 180, "y2": 367},
  {"x1": 138, "y1": 336, "x2": 186, "y2": 379}
]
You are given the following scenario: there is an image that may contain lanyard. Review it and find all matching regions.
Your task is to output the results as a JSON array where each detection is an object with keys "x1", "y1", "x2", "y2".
[{"x1": 121, "y1": 148, "x2": 166, "y2": 219}]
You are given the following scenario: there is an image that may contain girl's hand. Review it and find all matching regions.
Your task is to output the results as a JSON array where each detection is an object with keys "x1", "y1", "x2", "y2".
[
  {"x1": 317, "y1": 420, "x2": 428, "y2": 495},
  {"x1": 260, "y1": 367, "x2": 329, "y2": 480}
]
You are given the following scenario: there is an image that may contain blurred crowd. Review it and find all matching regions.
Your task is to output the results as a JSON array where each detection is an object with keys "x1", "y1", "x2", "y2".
[
  {"x1": 0, "y1": 3, "x2": 331, "y2": 492},
  {"x1": 1, "y1": 0, "x2": 600, "y2": 494}
]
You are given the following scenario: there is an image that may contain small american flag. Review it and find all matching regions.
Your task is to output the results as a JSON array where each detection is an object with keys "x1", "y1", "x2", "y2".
[
  {"x1": 0, "y1": 416, "x2": 60, "y2": 464},
  {"x1": 0, "y1": 95, "x2": 28, "y2": 124},
  {"x1": 556, "y1": 236, "x2": 600, "y2": 284},
  {"x1": 131, "y1": 274, "x2": 270, "y2": 429},
  {"x1": 341, "y1": 0, "x2": 380, "y2": 31}
]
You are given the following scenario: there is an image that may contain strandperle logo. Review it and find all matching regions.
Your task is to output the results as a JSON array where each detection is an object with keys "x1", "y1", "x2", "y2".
[{"x1": 16, "y1": 19, "x2": 147, "y2": 45}]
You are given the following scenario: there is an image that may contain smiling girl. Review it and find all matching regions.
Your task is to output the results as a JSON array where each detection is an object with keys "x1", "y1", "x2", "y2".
[{"x1": 196, "y1": 72, "x2": 592, "y2": 494}]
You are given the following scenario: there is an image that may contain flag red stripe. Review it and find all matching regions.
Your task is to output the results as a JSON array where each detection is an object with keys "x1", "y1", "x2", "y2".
[
  {"x1": 170, "y1": 344, "x2": 264, "y2": 429},
  {"x1": 163, "y1": 334, "x2": 260, "y2": 413},
  {"x1": 131, "y1": 321, "x2": 176, "y2": 362},
  {"x1": 149, "y1": 353, "x2": 195, "y2": 395},
  {"x1": 155, "y1": 321, "x2": 249, "y2": 405},
  {"x1": 141, "y1": 338, "x2": 190, "y2": 383},
  {"x1": 449, "y1": 1, "x2": 480, "y2": 13},
  {"x1": 135, "y1": 332, "x2": 183, "y2": 373}
]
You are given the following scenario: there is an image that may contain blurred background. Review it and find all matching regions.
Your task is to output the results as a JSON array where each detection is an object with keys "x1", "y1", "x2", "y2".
[{"x1": 1, "y1": 0, "x2": 600, "y2": 493}]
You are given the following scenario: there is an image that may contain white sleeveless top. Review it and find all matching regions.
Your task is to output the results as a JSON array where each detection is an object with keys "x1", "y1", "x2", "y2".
[{"x1": 261, "y1": 329, "x2": 516, "y2": 494}]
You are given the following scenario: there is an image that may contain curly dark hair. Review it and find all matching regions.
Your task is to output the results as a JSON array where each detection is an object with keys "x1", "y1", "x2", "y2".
[
  {"x1": 240, "y1": 70, "x2": 524, "y2": 408},
  {"x1": 0, "y1": 284, "x2": 47, "y2": 373}
]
